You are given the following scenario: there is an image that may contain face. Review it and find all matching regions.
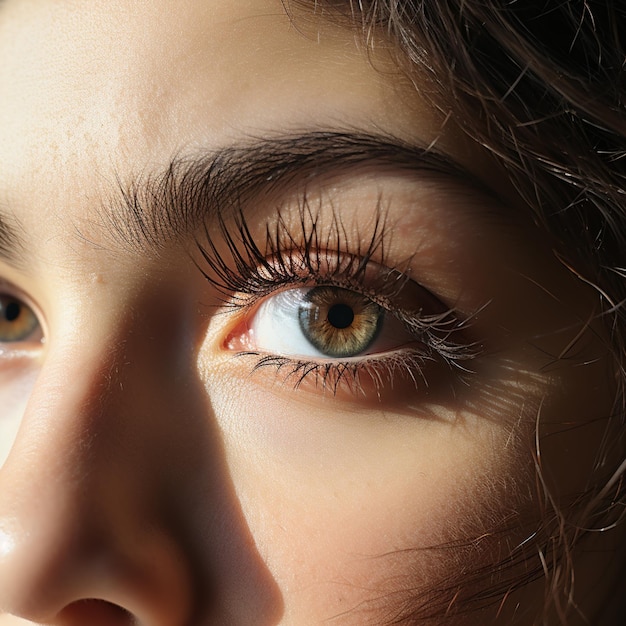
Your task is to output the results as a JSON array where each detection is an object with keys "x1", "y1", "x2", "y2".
[{"x1": 0, "y1": 1, "x2": 618, "y2": 624}]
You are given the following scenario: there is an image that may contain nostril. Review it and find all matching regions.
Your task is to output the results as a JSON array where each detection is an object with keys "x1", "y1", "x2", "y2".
[{"x1": 56, "y1": 599, "x2": 135, "y2": 626}]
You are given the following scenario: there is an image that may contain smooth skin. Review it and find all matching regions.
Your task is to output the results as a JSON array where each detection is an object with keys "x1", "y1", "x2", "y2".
[{"x1": 0, "y1": 1, "x2": 619, "y2": 624}]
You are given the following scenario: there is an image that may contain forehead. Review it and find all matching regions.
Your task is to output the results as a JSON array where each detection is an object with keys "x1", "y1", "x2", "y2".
[{"x1": 0, "y1": 0, "x2": 441, "y2": 199}]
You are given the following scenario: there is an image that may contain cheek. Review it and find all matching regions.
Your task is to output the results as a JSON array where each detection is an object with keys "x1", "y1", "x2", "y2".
[
  {"x1": 0, "y1": 362, "x2": 38, "y2": 468},
  {"x1": 207, "y1": 371, "x2": 532, "y2": 623}
]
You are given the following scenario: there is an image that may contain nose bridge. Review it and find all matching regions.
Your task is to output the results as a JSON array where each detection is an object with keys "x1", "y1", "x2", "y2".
[
  {"x1": 0, "y1": 299, "x2": 199, "y2": 624},
  {"x1": 4, "y1": 295, "x2": 188, "y2": 495}
]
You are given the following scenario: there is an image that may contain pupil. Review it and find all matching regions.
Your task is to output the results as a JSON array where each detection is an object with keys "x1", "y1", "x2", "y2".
[
  {"x1": 327, "y1": 303, "x2": 354, "y2": 329},
  {"x1": 4, "y1": 301, "x2": 21, "y2": 322}
]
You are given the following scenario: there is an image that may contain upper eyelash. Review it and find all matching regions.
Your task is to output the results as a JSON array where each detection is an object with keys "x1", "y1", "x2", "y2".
[
  {"x1": 196, "y1": 198, "x2": 392, "y2": 306},
  {"x1": 194, "y1": 199, "x2": 481, "y2": 393}
]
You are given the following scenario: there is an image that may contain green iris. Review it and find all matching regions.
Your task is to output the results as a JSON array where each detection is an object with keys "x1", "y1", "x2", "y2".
[
  {"x1": 0, "y1": 295, "x2": 39, "y2": 342},
  {"x1": 298, "y1": 286, "x2": 383, "y2": 358}
]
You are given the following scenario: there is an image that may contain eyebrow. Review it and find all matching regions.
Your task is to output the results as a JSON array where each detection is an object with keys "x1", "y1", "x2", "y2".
[{"x1": 101, "y1": 130, "x2": 492, "y2": 255}]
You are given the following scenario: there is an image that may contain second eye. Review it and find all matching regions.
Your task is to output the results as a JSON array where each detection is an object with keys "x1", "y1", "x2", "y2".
[{"x1": 0, "y1": 294, "x2": 42, "y2": 344}]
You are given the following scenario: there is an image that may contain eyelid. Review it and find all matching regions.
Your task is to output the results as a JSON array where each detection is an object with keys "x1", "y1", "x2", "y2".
[
  {"x1": 1, "y1": 278, "x2": 32, "y2": 302},
  {"x1": 231, "y1": 249, "x2": 458, "y2": 340},
  {"x1": 222, "y1": 257, "x2": 477, "y2": 360},
  {"x1": 199, "y1": 201, "x2": 486, "y2": 399},
  {"x1": 198, "y1": 200, "x2": 478, "y2": 339}
]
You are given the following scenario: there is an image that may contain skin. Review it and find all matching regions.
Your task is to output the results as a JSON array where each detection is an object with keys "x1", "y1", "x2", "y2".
[{"x1": 0, "y1": 1, "x2": 620, "y2": 624}]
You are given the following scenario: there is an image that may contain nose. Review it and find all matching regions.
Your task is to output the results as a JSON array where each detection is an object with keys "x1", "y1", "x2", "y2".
[
  {"x1": 0, "y1": 327, "x2": 198, "y2": 626},
  {"x1": 0, "y1": 280, "x2": 284, "y2": 626}
]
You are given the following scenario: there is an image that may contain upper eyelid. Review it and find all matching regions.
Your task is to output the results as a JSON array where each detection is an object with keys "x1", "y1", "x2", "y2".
[
  {"x1": 194, "y1": 189, "x2": 467, "y2": 313},
  {"x1": 197, "y1": 201, "x2": 478, "y2": 347},
  {"x1": 196, "y1": 198, "x2": 392, "y2": 296},
  {"x1": 0, "y1": 277, "x2": 29, "y2": 299}
]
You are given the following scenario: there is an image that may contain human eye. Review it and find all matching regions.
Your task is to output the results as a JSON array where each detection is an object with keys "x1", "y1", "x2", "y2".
[
  {"x1": 226, "y1": 280, "x2": 463, "y2": 397},
  {"x1": 0, "y1": 288, "x2": 43, "y2": 354},
  {"x1": 198, "y1": 204, "x2": 479, "y2": 398}
]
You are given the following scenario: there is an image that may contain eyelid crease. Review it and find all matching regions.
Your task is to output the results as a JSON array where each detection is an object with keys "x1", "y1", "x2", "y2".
[{"x1": 0, "y1": 277, "x2": 36, "y2": 305}]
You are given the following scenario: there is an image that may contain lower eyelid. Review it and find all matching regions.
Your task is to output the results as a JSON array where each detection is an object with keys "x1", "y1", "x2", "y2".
[{"x1": 231, "y1": 348, "x2": 443, "y2": 402}]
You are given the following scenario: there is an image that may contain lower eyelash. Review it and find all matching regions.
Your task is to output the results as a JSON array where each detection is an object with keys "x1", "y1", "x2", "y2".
[{"x1": 234, "y1": 348, "x2": 441, "y2": 399}]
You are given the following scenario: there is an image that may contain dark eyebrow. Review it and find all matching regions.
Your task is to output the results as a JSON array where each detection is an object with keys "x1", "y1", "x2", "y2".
[{"x1": 101, "y1": 131, "x2": 491, "y2": 254}]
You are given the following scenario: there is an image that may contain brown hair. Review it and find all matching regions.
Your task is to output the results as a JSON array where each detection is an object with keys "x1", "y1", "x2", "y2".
[{"x1": 291, "y1": 1, "x2": 626, "y2": 623}]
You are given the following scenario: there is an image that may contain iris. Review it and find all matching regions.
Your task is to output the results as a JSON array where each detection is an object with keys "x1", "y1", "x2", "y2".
[{"x1": 298, "y1": 286, "x2": 383, "y2": 358}]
